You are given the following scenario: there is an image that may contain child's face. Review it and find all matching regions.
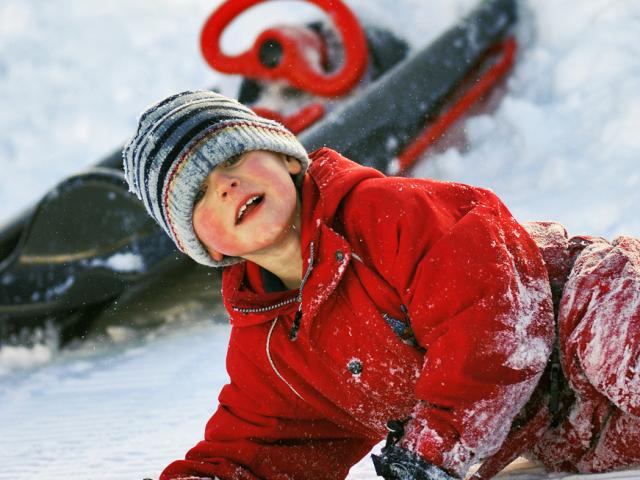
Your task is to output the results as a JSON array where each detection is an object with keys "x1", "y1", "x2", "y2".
[{"x1": 192, "y1": 150, "x2": 302, "y2": 262}]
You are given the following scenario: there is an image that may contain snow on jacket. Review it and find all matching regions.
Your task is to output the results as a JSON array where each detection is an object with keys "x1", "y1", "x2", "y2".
[
  {"x1": 161, "y1": 147, "x2": 555, "y2": 480},
  {"x1": 521, "y1": 226, "x2": 640, "y2": 474}
]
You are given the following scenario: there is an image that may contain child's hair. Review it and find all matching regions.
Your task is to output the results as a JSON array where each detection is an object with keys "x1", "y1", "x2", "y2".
[{"x1": 122, "y1": 90, "x2": 309, "y2": 267}]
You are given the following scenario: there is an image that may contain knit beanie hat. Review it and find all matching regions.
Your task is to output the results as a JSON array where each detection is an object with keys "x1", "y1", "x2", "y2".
[{"x1": 122, "y1": 90, "x2": 310, "y2": 267}]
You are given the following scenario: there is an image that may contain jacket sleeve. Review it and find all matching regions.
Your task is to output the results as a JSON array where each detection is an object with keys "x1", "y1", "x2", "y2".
[
  {"x1": 160, "y1": 329, "x2": 375, "y2": 480},
  {"x1": 340, "y1": 178, "x2": 554, "y2": 477}
]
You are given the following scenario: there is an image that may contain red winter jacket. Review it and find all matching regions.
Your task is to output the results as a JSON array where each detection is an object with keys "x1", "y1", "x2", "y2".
[{"x1": 161, "y1": 148, "x2": 555, "y2": 480}]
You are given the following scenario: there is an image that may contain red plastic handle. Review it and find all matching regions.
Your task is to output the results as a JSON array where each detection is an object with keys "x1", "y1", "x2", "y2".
[{"x1": 201, "y1": 0, "x2": 368, "y2": 97}]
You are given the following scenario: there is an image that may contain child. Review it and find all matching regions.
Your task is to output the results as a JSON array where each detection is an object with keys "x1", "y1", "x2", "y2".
[{"x1": 123, "y1": 90, "x2": 640, "y2": 480}]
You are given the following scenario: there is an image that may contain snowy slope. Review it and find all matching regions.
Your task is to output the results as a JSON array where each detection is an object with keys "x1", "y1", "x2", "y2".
[
  {"x1": 415, "y1": 0, "x2": 640, "y2": 239},
  {"x1": 1, "y1": 0, "x2": 640, "y2": 479}
]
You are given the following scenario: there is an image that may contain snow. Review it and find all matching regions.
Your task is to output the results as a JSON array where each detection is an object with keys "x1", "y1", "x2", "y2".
[
  {"x1": 85, "y1": 252, "x2": 146, "y2": 272},
  {"x1": 0, "y1": 321, "x2": 232, "y2": 480},
  {"x1": 567, "y1": 238, "x2": 640, "y2": 414},
  {"x1": 44, "y1": 275, "x2": 75, "y2": 301},
  {"x1": 501, "y1": 255, "x2": 552, "y2": 372},
  {"x1": 415, "y1": 0, "x2": 640, "y2": 239},
  {"x1": 1, "y1": 0, "x2": 640, "y2": 479},
  {"x1": 0, "y1": 342, "x2": 54, "y2": 376}
]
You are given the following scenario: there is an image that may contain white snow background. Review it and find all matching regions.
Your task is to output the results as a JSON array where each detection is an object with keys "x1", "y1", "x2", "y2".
[{"x1": 1, "y1": 0, "x2": 639, "y2": 479}]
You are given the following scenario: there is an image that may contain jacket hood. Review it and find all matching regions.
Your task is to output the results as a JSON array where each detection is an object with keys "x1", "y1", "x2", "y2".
[
  {"x1": 222, "y1": 148, "x2": 384, "y2": 327},
  {"x1": 303, "y1": 147, "x2": 385, "y2": 226}
]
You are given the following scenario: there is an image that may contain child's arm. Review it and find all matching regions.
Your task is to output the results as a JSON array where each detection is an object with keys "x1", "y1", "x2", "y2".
[
  {"x1": 160, "y1": 342, "x2": 375, "y2": 480},
  {"x1": 161, "y1": 405, "x2": 371, "y2": 479},
  {"x1": 341, "y1": 178, "x2": 554, "y2": 477}
]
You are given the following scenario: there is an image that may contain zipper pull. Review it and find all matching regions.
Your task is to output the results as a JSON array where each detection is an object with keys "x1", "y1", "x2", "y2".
[
  {"x1": 289, "y1": 241, "x2": 313, "y2": 342},
  {"x1": 289, "y1": 307, "x2": 302, "y2": 341}
]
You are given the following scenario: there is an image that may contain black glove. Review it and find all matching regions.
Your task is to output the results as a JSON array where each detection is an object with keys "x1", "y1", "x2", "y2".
[{"x1": 371, "y1": 445, "x2": 458, "y2": 480}]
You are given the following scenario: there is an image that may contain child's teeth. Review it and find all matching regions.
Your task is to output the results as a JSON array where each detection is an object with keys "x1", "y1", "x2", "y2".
[{"x1": 237, "y1": 196, "x2": 259, "y2": 222}]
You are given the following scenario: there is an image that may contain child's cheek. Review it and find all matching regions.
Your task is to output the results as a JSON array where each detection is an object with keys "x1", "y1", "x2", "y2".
[
  {"x1": 194, "y1": 207, "x2": 236, "y2": 256},
  {"x1": 250, "y1": 161, "x2": 296, "y2": 202},
  {"x1": 245, "y1": 162, "x2": 273, "y2": 182},
  {"x1": 252, "y1": 219, "x2": 285, "y2": 244}
]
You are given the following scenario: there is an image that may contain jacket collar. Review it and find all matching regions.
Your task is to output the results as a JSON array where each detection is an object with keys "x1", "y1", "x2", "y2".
[{"x1": 222, "y1": 148, "x2": 383, "y2": 329}]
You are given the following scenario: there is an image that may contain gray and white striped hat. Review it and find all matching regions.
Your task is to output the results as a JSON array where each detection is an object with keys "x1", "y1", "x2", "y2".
[{"x1": 122, "y1": 90, "x2": 309, "y2": 267}]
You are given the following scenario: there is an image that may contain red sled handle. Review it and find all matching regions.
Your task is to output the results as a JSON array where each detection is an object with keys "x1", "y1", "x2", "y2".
[
  {"x1": 397, "y1": 37, "x2": 518, "y2": 173},
  {"x1": 200, "y1": 0, "x2": 369, "y2": 97}
]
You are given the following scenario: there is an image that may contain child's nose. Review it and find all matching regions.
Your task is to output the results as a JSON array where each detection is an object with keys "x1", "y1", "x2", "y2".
[{"x1": 215, "y1": 175, "x2": 238, "y2": 199}]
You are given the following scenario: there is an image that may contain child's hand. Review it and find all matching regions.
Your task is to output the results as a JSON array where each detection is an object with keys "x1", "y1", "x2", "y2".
[{"x1": 371, "y1": 445, "x2": 457, "y2": 480}]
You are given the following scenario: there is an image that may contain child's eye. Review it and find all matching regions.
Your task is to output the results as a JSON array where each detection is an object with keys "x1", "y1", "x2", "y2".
[
  {"x1": 219, "y1": 155, "x2": 241, "y2": 169},
  {"x1": 193, "y1": 184, "x2": 207, "y2": 204}
]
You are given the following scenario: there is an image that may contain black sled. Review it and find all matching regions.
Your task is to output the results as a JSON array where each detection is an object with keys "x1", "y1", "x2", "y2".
[{"x1": 0, "y1": 0, "x2": 517, "y2": 344}]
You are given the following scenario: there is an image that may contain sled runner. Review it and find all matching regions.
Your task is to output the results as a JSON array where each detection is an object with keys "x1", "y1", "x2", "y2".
[{"x1": 0, "y1": 0, "x2": 518, "y2": 343}]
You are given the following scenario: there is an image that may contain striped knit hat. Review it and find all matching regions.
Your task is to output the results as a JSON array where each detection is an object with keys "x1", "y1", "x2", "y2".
[{"x1": 122, "y1": 90, "x2": 310, "y2": 267}]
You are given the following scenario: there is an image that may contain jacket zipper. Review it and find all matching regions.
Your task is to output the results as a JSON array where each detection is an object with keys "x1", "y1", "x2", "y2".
[
  {"x1": 231, "y1": 242, "x2": 314, "y2": 314},
  {"x1": 232, "y1": 296, "x2": 298, "y2": 314},
  {"x1": 288, "y1": 243, "x2": 315, "y2": 341},
  {"x1": 231, "y1": 243, "x2": 315, "y2": 317},
  {"x1": 232, "y1": 243, "x2": 316, "y2": 401}
]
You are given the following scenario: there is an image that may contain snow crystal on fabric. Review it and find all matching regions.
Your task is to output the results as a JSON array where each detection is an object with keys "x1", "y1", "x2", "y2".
[
  {"x1": 441, "y1": 440, "x2": 476, "y2": 477},
  {"x1": 576, "y1": 411, "x2": 640, "y2": 472},
  {"x1": 568, "y1": 237, "x2": 640, "y2": 414},
  {"x1": 524, "y1": 222, "x2": 568, "y2": 250},
  {"x1": 462, "y1": 380, "x2": 537, "y2": 457},
  {"x1": 501, "y1": 257, "x2": 552, "y2": 371}
]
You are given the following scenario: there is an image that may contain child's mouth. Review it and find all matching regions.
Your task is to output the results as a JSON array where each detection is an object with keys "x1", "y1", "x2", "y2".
[{"x1": 236, "y1": 194, "x2": 264, "y2": 225}]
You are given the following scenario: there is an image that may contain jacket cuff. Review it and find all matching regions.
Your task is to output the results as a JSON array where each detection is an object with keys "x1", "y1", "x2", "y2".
[{"x1": 400, "y1": 414, "x2": 476, "y2": 477}]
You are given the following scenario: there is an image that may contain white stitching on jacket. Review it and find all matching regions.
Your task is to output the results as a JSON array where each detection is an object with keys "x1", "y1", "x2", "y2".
[{"x1": 266, "y1": 317, "x2": 305, "y2": 401}]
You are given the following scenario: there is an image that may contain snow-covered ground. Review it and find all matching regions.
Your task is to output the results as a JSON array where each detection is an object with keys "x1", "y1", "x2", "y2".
[
  {"x1": 1, "y1": 0, "x2": 639, "y2": 479},
  {"x1": 1, "y1": 319, "x2": 639, "y2": 480}
]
